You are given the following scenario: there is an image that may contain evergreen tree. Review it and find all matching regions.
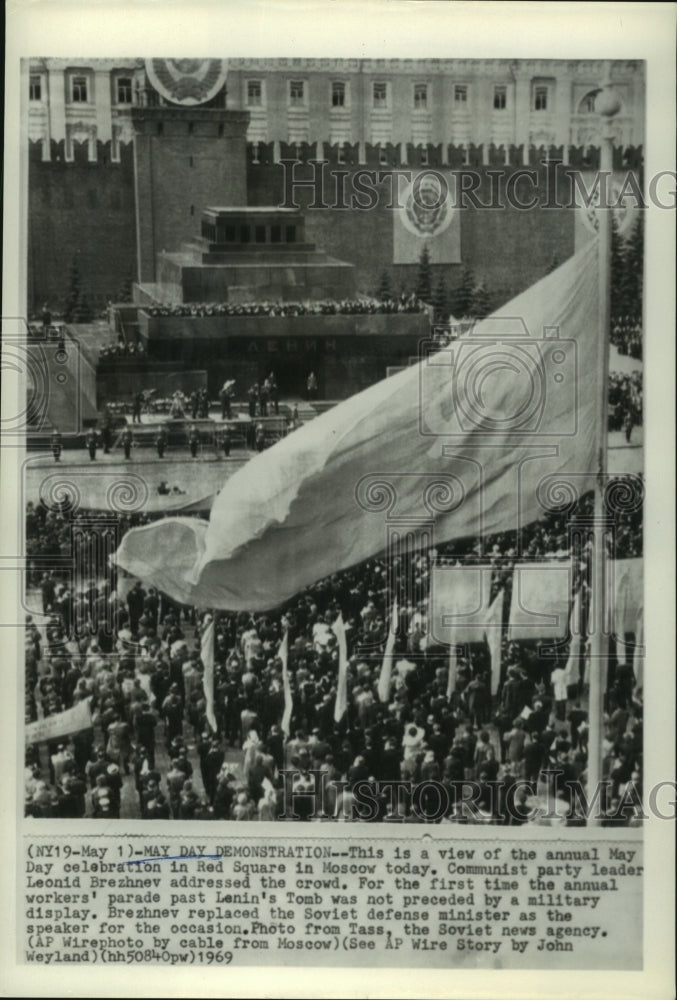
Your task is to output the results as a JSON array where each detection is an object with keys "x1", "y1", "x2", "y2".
[
  {"x1": 432, "y1": 275, "x2": 448, "y2": 324},
  {"x1": 453, "y1": 262, "x2": 475, "y2": 317},
  {"x1": 63, "y1": 256, "x2": 82, "y2": 323},
  {"x1": 470, "y1": 281, "x2": 491, "y2": 320},
  {"x1": 415, "y1": 245, "x2": 432, "y2": 301},
  {"x1": 610, "y1": 213, "x2": 629, "y2": 320},
  {"x1": 623, "y1": 215, "x2": 643, "y2": 322},
  {"x1": 74, "y1": 293, "x2": 93, "y2": 323},
  {"x1": 116, "y1": 270, "x2": 134, "y2": 303},
  {"x1": 377, "y1": 269, "x2": 392, "y2": 302}
]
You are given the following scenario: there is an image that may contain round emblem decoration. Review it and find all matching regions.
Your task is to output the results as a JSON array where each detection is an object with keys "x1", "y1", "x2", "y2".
[
  {"x1": 145, "y1": 58, "x2": 228, "y2": 106},
  {"x1": 400, "y1": 172, "x2": 455, "y2": 239}
]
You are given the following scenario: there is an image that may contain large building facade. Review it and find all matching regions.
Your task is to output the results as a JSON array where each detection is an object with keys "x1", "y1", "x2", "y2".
[
  {"x1": 25, "y1": 57, "x2": 645, "y2": 318},
  {"x1": 27, "y1": 57, "x2": 644, "y2": 162}
]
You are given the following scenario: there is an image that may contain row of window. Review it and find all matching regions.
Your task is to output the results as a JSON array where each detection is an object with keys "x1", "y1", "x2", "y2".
[
  {"x1": 29, "y1": 74, "x2": 134, "y2": 104},
  {"x1": 246, "y1": 79, "x2": 555, "y2": 112},
  {"x1": 30, "y1": 72, "x2": 599, "y2": 116}
]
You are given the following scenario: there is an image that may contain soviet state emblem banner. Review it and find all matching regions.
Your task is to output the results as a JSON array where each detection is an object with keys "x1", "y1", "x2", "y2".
[
  {"x1": 145, "y1": 58, "x2": 228, "y2": 106},
  {"x1": 393, "y1": 170, "x2": 461, "y2": 263}
]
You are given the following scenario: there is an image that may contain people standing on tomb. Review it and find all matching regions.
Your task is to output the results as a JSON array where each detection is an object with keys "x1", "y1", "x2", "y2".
[
  {"x1": 51, "y1": 428, "x2": 62, "y2": 462},
  {"x1": 189, "y1": 425, "x2": 200, "y2": 458},
  {"x1": 198, "y1": 388, "x2": 210, "y2": 419},
  {"x1": 132, "y1": 391, "x2": 143, "y2": 424},
  {"x1": 85, "y1": 428, "x2": 98, "y2": 462},
  {"x1": 121, "y1": 426, "x2": 133, "y2": 460},
  {"x1": 190, "y1": 390, "x2": 199, "y2": 420},
  {"x1": 248, "y1": 383, "x2": 259, "y2": 418},
  {"x1": 267, "y1": 373, "x2": 279, "y2": 414},
  {"x1": 219, "y1": 381, "x2": 234, "y2": 420},
  {"x1": 307, "y1": 371, "x2": 318, "y2": 400},
  {"x1": 41, "y1": 303, "x2": 52, "y2": 333},
  {"x1": 259, "y1": 379, "x2": 270, "y2": 416},
  {"x1": 155, "y1": 426, "x2": 168, "y2": 458}
]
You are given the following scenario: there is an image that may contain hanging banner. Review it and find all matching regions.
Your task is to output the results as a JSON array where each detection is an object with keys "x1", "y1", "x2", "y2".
[{"x1": 393, "y1": 170, "x2": 461, "y2": 264}]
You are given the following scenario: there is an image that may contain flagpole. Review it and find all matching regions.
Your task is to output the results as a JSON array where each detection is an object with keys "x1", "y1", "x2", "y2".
[{"x1": 588, "y1": 66, "x2": 621, "y2": 821}]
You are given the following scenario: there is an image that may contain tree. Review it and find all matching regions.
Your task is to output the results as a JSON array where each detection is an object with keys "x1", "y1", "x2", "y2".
[
  {"x1": 453, "y1": 262, "x2": 475, "y2": 317},
  {"x1": 415, "y1": 245, "x2": 432, "y2": 301},
  {"x1": 623, "y1": 215, "x2": 643, "y2": 322},
  {"x1": 432, "y1": 275, "x2": 448, "y2": 324},
  {"x1": 74, "y1": 293, "x2": 93, "y2": 323},
  {"x1": 377, "y1": 269, "x2": 392, "y2": 302},
  {"x1": 470, "y1": 281, "x2": 491, "y2": 320},
  {"x1": 610, "y1": 213, "x2": 629, "y2": 320},
  {"x1": 116, "y1": 270, "x2": 134, "y2": 303}
]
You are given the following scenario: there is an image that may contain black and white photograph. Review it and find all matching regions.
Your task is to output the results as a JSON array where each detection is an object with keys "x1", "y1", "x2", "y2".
[{"x1": 2, "y1": 2, "x2": 674, "y2": 996}]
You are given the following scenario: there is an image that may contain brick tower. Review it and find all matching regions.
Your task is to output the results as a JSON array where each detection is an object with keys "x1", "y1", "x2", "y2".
[{"x1": 131, "y1": 58, "x2": 249, "y2": 286}]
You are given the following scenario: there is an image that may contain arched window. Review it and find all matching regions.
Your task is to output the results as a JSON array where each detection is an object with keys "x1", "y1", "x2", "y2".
[{"x1": 578, "y1": 90, "x2": 598, "y2": 114}]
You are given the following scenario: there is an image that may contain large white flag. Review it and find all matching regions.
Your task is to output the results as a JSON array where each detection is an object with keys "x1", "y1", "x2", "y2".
[
  {"x1": 200, "y1": 616, "x2": 218, "y2": 733},
  {"x1": 333, "y1": 614, "x2": 349, "y2": 723},
  {"x1": 484, "y1": 590, "x2": 504, "y2": 696},
  {"x1": 279, "y1": 631, "x2": 293, "y2": 736},
  {"x1": 377, "y1": 601, "x2": 398, "y2": 703},
  {"x1": 114, "y1": 241, "x2": 601, "y2": 611}
]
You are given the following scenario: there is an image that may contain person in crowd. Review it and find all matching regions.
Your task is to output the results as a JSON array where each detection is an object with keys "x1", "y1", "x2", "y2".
[
  {"x1": 121, "y1": 425, "x2": 134, "y2": 460},
  {"x1": 51, "y1": 428, "x2": 63, "y2": 462},
  {"x1": 85, "y1": 428, "x2": 98, "y2": 462},
  {"x1": 132, "y1": 391, "x2": 143, "y2": 424},
  {"x1": 255, "y1": 423, "x2": 266, "y2": 453},
  {"x1": 155, "y1": 426, "x2": 168, "y2": 459},
  {"x1": 189, "y1": 425, "x2": 200, "y2": 458}
]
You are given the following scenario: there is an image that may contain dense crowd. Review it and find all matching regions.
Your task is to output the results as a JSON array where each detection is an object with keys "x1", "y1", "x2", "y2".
[
  {"x1": 611, "y1": 318, "x2": 642, "y2": 361},
  {"x1": 145, "y1": 294, "x2": 428, "y2": 319},
  {"x1": 608, "y1": 371, "x2": 643, "y2": 438},
  {"x1": 99, "y1": 339, "x2": 147, "y2": 360},
  {"x1": 24, "y1": 481, "x2": 643, "y2": 824}
]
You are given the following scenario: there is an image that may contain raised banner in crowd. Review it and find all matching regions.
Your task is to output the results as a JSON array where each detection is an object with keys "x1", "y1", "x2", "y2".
[
  {"x1": 507, "y1": 562, "x2": 572, "y2": 640},
  {"x1": 430, "y1": 564, "x2": 494, "y2": 644},
  {"x1": 24, "y1": 698, "x2": 93, "y2": 744}
]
